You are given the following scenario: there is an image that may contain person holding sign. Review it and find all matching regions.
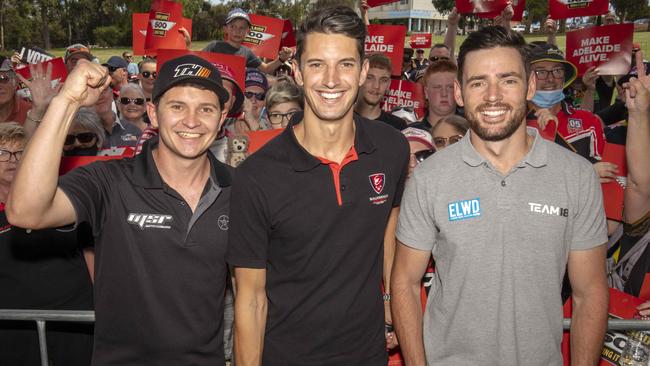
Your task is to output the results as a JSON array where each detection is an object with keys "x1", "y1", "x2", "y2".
[
  {"x1": 7, "y1": 55, "x2": 234, "y2": 366},
  {"x1": 228, "y1": 6, "x2": 408, "y2": 366},
  {"x1": 203, "y1": 8, "x2": 293, "y2": 75},
  {"x1": 392, "y1": 26, "x2": 608, "y2": 366}
]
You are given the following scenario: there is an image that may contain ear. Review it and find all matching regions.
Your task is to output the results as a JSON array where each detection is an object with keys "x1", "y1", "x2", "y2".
[
  {"x1": 526, "y1": 71, "x2": 537, "y2": 101},
  {"x1": 146, "y1": 102, "x2": 159, "y2": 128},
  {"x1": 217, "y1": 107, "x2": 228, "y2": 132},
  {"x1": 358, "y1": 58, "x2": 369, "y2": 87},
  {"x1": 453, "y1": 79, "x2": 464, "y2": 107},
  {"x1": 293, "y1": 59, "x2": 304, "y2": 87}
]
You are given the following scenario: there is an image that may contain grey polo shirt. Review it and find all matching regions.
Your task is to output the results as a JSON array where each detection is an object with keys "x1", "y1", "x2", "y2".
[{"x1": 396, "y1": 127, "x2": 607, "y2": 366}]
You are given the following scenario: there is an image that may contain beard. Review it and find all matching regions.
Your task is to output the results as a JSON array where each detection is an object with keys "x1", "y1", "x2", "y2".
[{"x1": 465, "y1": 101, "x2": 527, "y2": 142}]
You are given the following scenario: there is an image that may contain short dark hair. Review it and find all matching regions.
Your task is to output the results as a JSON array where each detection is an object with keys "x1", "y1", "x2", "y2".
[
  {"x1": 431, "y1": 43, "x2": 449, "y2": 50},
  {"x1": 367, "y1": 53, "x2": 392, "y2": 72},
  {"x1": 457, "y1": 26, "x2": 531, "y2": 84},
  {"x1": 295, "y1": 6, "x2": 366, "y2": 66}
]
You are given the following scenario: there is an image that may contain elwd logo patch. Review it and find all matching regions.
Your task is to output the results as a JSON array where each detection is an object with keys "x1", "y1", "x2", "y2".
[
  {"x1": 173, "y1": 63, "x2": 212, "y2": 79},
  {"x1": 528, "y1": 202, "x2": 568, "y2": 217},
  {"x1": 448, "y1": 198, "x2": 481, "y2": 221},
  {"x1": 127, "y1": 213, "x2": 173, "y2": 230}
]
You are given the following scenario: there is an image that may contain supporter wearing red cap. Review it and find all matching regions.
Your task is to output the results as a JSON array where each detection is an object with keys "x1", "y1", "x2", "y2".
[{"x1": 64, "y1": 43, "x2": 94, "y2": 72}]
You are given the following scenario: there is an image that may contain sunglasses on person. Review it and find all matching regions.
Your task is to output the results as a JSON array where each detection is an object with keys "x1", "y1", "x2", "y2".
[
  {"x1": 433, "y1": 135, "x2": 463, "y2": 148},
  {"x1": 0, "y1": 74, "x2": 14, "y2": 84},
  {"x1": 141, "y1": 71, "x2": 157, "y2": 79},
  {"x1": 245, "y1": 91, "x2": 266, "y2": 101},
  {"x1": 413, "y1": 149, "x2": 435, "y2": 163},
  {"x1": 106, "y1": 66, "x2": 125, "y2": 73},
  {"x1": 429, "y1": 56, "x2": 450, "y2": 62},
  {"x1": 119, "y1": 97, "x2": 146, "y2": 106},
  {"x1": 0, "y1": 149, "x2": 23, "y2": 162},
  {"x1": 64, "y1": 132, "x2": 97, "y2": 145},
  {"x1": 268, "y1": 111, "x2": 297, "y2": 125}
]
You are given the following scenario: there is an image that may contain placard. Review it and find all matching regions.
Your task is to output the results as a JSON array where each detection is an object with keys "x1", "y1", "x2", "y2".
[
  {"x1": 280, "y1": 19, "x2": 296, "y2": 49},
  {"x1": 17, "y1": 46, "x2": 53, "y2": 65},
  {"x1": 381, "y1": 79, "x2": 426, "y2": 119},
  {"x1": 15, "y1": 57, "x2": 67, "y2": 97},
  {"x1": 476, "y1": 0, "x2": 526, "y2": 21},
  {"x1": 242, "y1": 14, "x2": 284, "y2": 60},
  {"x1": 368, "y1": 0, "x2": 399, "y2": 7},
  {"x1": 566, "y1": 23, "x2": 633, "y2": 76},
  {"x1": 365, "y1": 25, "x2": 407, "y2": 77},
  {"x1": 601, "y1": 142, "x2": 626, "y2": 222},
  {"x1": 409, "y1": 33, "x2": 432, "y2": 49},
  {"x1": 549, "y1": 0, "x2": 609, "y2": 19},
  {"x1": 143, "y1": 0, "x2": 192, "y2": 55},
  {"x1": 456, "y1": 0, "x2": 508, "y2": 14},
  {"x1": 132, "y1": 13, "x2": 149, "y2": 56}
]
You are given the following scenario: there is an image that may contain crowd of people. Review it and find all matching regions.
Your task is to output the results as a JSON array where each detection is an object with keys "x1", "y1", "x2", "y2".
[{"x1": 0, "y1": 2, "x2": 648, "y2": 366}]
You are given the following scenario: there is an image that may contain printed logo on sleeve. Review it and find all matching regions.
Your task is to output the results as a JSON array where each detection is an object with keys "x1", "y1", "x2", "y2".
[
  {"x1": 568, "y1": 118, "x2": 583, "y2": 132},
  {"x1": 448, "y1": 198, "x2": 481, "y2": 221},
  {"x1": 127, "y1": 213, "x2": 173, "y2": 229}
]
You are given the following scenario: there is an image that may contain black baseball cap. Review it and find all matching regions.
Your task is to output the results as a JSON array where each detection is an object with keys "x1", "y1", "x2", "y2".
[
  {"x1": 102, "y1": 56, "x2": 129, "y2": 69},
  {"x1": 152, "y1": 55, "x2": 230, "y2": 107},
  {"x1": 529, "y1": 43, "x2": 577, "y2": 88}
]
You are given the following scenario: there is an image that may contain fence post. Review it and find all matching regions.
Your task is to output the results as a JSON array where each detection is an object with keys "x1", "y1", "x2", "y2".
[{"x1": 36, "y1": 320, "x2": 48, "y2": 366}]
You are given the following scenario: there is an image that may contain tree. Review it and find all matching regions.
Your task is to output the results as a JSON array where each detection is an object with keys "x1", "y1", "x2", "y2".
[
  {"x1": 611, "y1": 0, "x2": 650, "y2": 21},
  {"x1": 431, "y1": 0, "x2": 454, "y2": 14}
]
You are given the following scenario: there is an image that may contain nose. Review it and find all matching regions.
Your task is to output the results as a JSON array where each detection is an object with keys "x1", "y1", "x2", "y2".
[
  {"x1": 323, "y1": 65, "x2": 340, "y2": 88},
  {"x1": 182, "y1": 109, "x2": 200, "y2": 129},
  {"x1": 485, "y1": 80, "x2": 501, "y2": 102},
  {"x1": 440, "y1": 85, "x2": 449, "y2": 97}
]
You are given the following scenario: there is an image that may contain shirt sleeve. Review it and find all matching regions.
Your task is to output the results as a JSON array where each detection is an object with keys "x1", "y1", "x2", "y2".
[
  {"x1": 58, "y1": 162, "x2": 109, "y2": 237},
  {"x1": 392, "y1": 136, "x2": 409, "y2": 207},
  {"x1": 226, "y1": 165, "x2": 270, "y2": 268},
  {"x1": 570, "y1": 161, "x2": 608, "y2": 250},
  {"x1": 395, "y1": 170, "x2": 438, "y2": 251}
]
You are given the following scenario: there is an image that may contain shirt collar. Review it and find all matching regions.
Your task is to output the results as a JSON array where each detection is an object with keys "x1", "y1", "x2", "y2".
[
  {"x1": 132, "y1": 136, "x2": 232, "y2": 188},
  {"x1": 284, "y1": 112, "x2": 376, "y2": 172},
  {"x1": 460, "y1": 127, "x2": 548, "y2": 168}
]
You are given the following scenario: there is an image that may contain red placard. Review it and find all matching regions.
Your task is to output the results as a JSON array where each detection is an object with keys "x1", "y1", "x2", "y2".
[
  {"x1": 368, "y1": 0, "x2": 399, "y2": 7},
  {"x1": 549, "y1": 0, "x2": 608, "y2": 19},
  {"x1": 566, "y1": 23, "x2": 634, "y2": 76},
  {"x1": 144, "y1": 0, "x2": 190, "y2": 55},
  {"x1": 15, "y1": 57, "x2": 67, "y2": 96},
  {"x1": 156, "y1": 49, "x2": 246, "y2": 94},
  {"x1": 59, "y1": 156, "x2": 127, "y2": 175},
  {"x1": 476, "y1": 0, "x2": 525, "y2": 21},
  {"x1": 456, "y1": 0, "x2": 508, "y2": 14},
  {"x1": 246, "y1": 129, "x2": 284, "y2": 154},
  {"x1": 280, "y1": 19, "x2": 296, "y2": 49},
  {"x1": 409, "y1": 33, "x2": 432, "y2": 49},
  {"x1": 241, "y1": 14, "x2": 284, "y2": 60},
  {"x1": 527, "y1": 119, "x2": 558, "y2": 141},
  {"x1": 132, "y1": 13, "x2": 149, "y2": 56},
  {"x1": 365, "y1": 25, "x2": 407, "y2": 77},
  {"x1": 601, "y1": 143, "x2": 627, "y2": 222},
  {"x1": 381, "y1": 79, "x2": 426, "y2": 119}
]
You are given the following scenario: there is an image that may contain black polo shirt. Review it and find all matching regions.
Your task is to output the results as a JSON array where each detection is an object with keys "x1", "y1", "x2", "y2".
[
  {"x1": 227, "y1": 114, "x2": 409, "y2": 366},
  {"x1": 59, "y1": 137, "x2": 232, "y2": 366}
]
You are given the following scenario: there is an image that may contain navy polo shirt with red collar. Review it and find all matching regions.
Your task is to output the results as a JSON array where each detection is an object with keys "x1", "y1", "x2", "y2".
[
  {"x1": 227, "y1": 114, "x2": 409, "y2": 366},
  {"x1": 58, "y1": 137, "x2": 232, "y2": 366}
]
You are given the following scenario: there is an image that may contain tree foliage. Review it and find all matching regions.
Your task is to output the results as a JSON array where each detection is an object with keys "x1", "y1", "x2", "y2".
[
  {"x1": 431, "y1": 0, "x2": 454, "y2": 15},
  {"x1": 611, "y1": 0, "x2": 650, "y2": 21}
]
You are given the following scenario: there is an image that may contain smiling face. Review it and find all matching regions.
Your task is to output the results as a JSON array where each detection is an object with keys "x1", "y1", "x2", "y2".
[
  {"x1": 360, "y1": 67, "x2": 391, "y2": 107},
  {"x1": 295, "y1": 32, "x2": 368, "y2": 124},
  {"x1": 139, "y1": 62, "x2": 157, "y2": 95},
  {"x1": 118, "y1": 88, "x2": 146, "y2": 123},
  {"x1": 148, "y1": 85, "x2": 227, "y2": 161},
  {"x1": 532, "y1": 60, "x2": 565, "y2": 91},
  {"x1": 455, "y1": 46, "x2": 535, "y2": 142}
]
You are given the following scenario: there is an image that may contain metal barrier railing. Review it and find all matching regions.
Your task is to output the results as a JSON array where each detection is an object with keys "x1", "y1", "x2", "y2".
[{"x1": 2, "y1": 310, "x2": 650, "y2": 366}]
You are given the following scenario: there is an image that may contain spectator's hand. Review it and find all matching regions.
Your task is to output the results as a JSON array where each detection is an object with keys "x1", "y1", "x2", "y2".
[
  {"x1": 447, "y1": 7, "x2": 460, "y2": 27},
  {"x1": 593, "y1": 162, "x2": 619, "y2": 184},
  {"x1": 545, "y1": 16, "x2": 557, "y2": 34},
  {"x1": 55, "y1": 59, "x2": 110, "y2": 108},
  {"x1": 582, "y1": 66, "x2": 598, "y2": 91},
  {"x1": 278, "y1": 47, "x2": 293, "y2": 63},
  {"x1": 624, "y1": 50, "x2": 650, "y2": 115},
  {"x1": 534, "y1": 108, "x2": 558, "y2": 131},
  {"x1": 179, "y1": 27, "x2": 191, "y2": 48},
  {"x1": 360, "y1": 0, "x2": 369, "y2": 13},
  {"x1": 638, "y1": 301, "x2": 650, "y2": 318},
  {"x1": 501, "y1": 1, "x2": 514, "y2": 23},
  {"x1": 385, "y1": 323, "x2": 399, "y2": 350},
  {"x1": 236, "y1": 98, "x2": 260, "y2": 132},
  {"x1": 10, "y1": 52, "x2": 24, "y2": 67},
  {"x1": 16, "y1": 62, "x2": 63, "y2": 119}
]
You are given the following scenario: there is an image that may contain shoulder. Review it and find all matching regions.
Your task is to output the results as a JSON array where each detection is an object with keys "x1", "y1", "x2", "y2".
[
  {"x1": 360, "y1": 116, "x2": 408, "y2": 148},
  {"x1": 378, "y1": 112, "x2": 407, "y2": 130}
]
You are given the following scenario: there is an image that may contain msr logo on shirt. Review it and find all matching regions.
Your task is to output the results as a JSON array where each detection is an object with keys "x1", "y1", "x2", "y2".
[
  {"x1": 528, "y1": 202, "x2": 568, "y2": 217},
  {"x1": 127, "y1": 213, "x2": 173, "y2": 230},
  {"x1": 448, "y1": 198, "x2": 481, "y2": 221}
]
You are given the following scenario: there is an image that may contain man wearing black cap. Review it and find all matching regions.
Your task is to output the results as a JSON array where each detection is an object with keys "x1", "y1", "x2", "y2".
[
  {"x1": 204, "y1": 7, "x2": 293, "y2": 75},
  {"x1": 102, "y1": 55, "x2": 129, "y2": 95},
  {"x1": 7, "y1": 55, "x2": 233, "y2": 365}
]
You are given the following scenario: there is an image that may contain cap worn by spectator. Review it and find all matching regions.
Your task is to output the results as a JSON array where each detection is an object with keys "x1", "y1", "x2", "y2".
[
  {"x1": 416, "y1": 49, "x2": 425, "y2": 54},
  {"x1": 152, "y1": 54, "x2": 230, "y2": 107},
  {"x1": 392, "y1": 106, "x2": 418, "y2": 124},
  {"x1": 245, "y1": 68, "x2": 269, "y2": 91},
  {"x1": 0, "y1": 59, "x2": 14, "y2": 73},
  {"x1": 529, "y1": 43, "x2": 577, "y2": 88},
  {"x1": 103, "y1": 56, "x2": 129, "y2": 70},
  {"x1": 226, "y1": 8, "x2": 251, "y2": 25},
  {"x1": 402, "y1": 126, "x2": 434, "y2": 150},
  {"x1": 64, "y1": 43, "x2": 93, "y2": 64},
  {"x1": 217, "y1": 65, "x2": 244, "y2": 115}
]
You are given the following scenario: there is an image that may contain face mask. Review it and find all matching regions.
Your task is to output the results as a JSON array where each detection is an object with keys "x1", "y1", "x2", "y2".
[
  {"x1": 531, "y1": 89, "x2": 565, "y2": 108},
  {"x1": 64, "y1": 146, "x2": 98, "y2": 157}
]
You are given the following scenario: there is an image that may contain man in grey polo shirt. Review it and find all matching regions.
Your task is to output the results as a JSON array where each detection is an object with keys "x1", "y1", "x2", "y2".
[{"x1": 391, "y1": 26, "x2": 608, "y2": 366}]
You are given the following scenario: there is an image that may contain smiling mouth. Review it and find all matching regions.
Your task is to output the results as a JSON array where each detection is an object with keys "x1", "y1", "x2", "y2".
[
  {"x1": 177, "y1": 131, "x2": 202, "y2": 138},
  {"x1": 319, "y1": 91, "x2": 343, "y2": 101}
]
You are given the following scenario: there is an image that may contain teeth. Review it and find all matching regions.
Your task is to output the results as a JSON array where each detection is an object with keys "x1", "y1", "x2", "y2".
[
  {"x1": 481, "y1": 110, "x2": 506, "y2": 117},
  {"x1": 177, "y1": 132, "x2": 200, "y2": 138},
  {"x1": 320, "y1": 92, "x2": 342, "y2": 99}
]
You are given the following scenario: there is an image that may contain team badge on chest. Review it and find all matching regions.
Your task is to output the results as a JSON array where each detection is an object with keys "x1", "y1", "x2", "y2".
[{"x1": 368, "y1": 173, "x2": 389, "y2": 205}]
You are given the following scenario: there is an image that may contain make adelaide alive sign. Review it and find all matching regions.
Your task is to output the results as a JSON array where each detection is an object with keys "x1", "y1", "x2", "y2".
[
  {"x1": 566, "y1": 23, "x2": 634, "y2": 76},
  {"x1": 365, "y1": 25, "x2": 406, "y2": 77},
  {"x1": 381, "y1": 80, "x2": 426, "y2": 120}
]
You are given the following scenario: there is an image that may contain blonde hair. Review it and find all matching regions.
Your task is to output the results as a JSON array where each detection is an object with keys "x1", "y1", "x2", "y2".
[
  {"x1": 265, "y1": 82, "x2": 304, "y2": 110},
  {"x1": 0, "y1": 122, "x2": 27, "y2": 146},
  {"x1": 433, "y1": 114, "x2": 469, "y2": 135}
]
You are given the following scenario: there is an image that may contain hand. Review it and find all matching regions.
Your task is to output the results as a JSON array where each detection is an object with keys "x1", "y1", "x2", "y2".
[
  {"x1": 278, "y1": 47, "x2": 293, "y2": 63},
  {"x1": 637, "y1": 301, "x2": 650, "y2": 318},
  {"x1": 16, "y1": 62, "x2": 63, "y2": 119},
  {"x1": 624, "y1": 51, "x2": 650, "y2": 115},
  {"x1": 360, "y1": 0, "x2": 369, "y2": 12},
  {"x1": 447, "y1": 7, "x2": 460, "y2": 27},
  {"x1": 179, "y1": 27, "x2": 191, "y2": 48},
  {"x1": 545, "y1": 16, "x2": 557, "y2": 34},
  {"x1": 534, "y1": 108, "x2": 558, "y2": 131},
  {"x1": 385, "y1": 323, "x2": 399, "y2": 350},
  {"x1": 501, "y1": 1, "x2": 514, "y2": 23},
  {"x1": 582, "y1": 66, "x2": 598, "y2": 91},
  {"x1": 593, "y1": 162, "x2": 619, "y2": 184},
  {"x1": 10, "y1": 52, "x2": 24, "y2": 67},
  {"x1": 55, "y1": 59, "x2": 111, "y2": 108}
]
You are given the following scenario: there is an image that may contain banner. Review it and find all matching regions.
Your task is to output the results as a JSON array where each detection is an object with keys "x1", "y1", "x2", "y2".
[
  {"x1": 15, "y1": 57, "x2": 67, "y2": 98},
  {"x1": 242, "y1": 14, "x2": 284, "y2": 60},
  {"x1": 456, "y1": 0, "x2": 508, "y2": 14},
  {"x1": 368, "y1": 0, "x2": 399, "y2": 7},
  {"x1": 566, "y1": 23, "x2": 634, "y2": 76},
  {"x1": 280, "y1": 19, "x2": 296, "y2": 49},
  {"x1": 132, "y1": 13, "x2": 149, "y2": 56},
  {"x1": 549, "y1": 0, "x2": 608, "y2": 19},
  {"x1": 143, "y1": 0, "x2": 192, "y2": 55},
  {"x1": 246, "y1": 129, "x2": 283, "y2": 154},
  {"x1": 601, "y1": 143, "x2": 626, "y2": 222},
  {"x1": 409, "y1": 33, "x2": 432, "y2": 49},
  {"x1": 381, "y1": 80, "x2": 426, "y2": 119},
  {"x1": 476, "y1": 0, "x2": 525, "y2": 21},
  {"x1": 365, "y1": 25, "x2": 407, "y2": 77},
  {"x1": 59, "y1": 155, "x2": 127, "y2": 175},
  {"x1": 156, "y1": 49, "x2": 246, "y2": 93},
  {"x1": 17, "y1": 46, "x2": 53, "y2": 65}
]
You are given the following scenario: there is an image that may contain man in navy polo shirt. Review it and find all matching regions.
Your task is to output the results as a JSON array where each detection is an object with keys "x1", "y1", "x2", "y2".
[
  {"x1": 228, "y1": 6, "x2": 409, "y2": 366},
  {"x1": 8, "y1": 55, "x2": 233, "y2": 365}
]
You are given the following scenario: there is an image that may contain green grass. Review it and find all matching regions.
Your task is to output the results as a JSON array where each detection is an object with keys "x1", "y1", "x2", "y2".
[{"x1": 43, "y1": 31, "x2": 650, "y2": 64}]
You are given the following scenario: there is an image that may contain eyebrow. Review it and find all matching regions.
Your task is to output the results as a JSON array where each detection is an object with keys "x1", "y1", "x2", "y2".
[
  {"x1": 304, "y1": 57, "x2": 358, "y2": 64},
  {"x1": 166, "y1": 100, "x2": 220, "y2": 109},
  {"x1": 466, "y1": 71, "x2": 523, "y2": 83}
]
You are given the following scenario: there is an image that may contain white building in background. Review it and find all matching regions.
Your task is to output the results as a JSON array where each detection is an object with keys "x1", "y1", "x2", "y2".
[{"x1": 368, "y1": 0, "x2": 447, "y2": 34}]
